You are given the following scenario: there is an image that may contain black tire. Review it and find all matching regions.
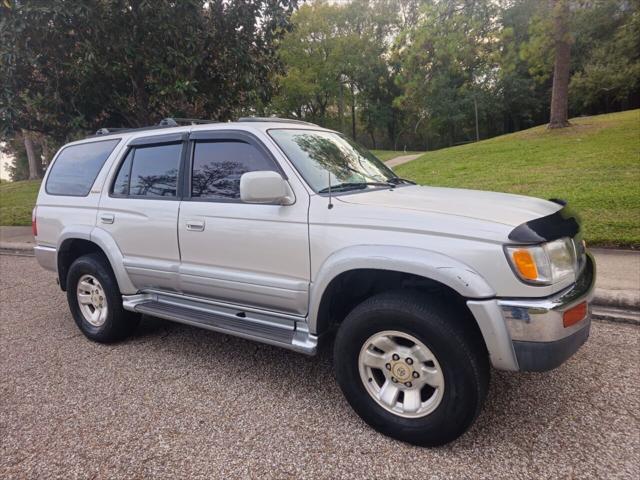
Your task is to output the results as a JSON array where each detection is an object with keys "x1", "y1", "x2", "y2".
[
  {"x1": 333, "y1": 291, "x2": 489, "y2": 446},
  {"x1": 66, "y1": 253, "x2": 140, "y2": 343}
]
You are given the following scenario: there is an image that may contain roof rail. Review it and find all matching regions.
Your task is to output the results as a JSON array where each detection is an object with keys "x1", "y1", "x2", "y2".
[
  {"x1": 95, "y1": 127, "x2": 131, "y2": 135},
  {"x1": 159, "y1": 117, "x2": 217, "y2": 126},
  {"x1": 238, "y1": 116, "x2": 318, "y2": 127},
  {"x1": 93, "y1": 117, "x2": 217, "y2": 137}
]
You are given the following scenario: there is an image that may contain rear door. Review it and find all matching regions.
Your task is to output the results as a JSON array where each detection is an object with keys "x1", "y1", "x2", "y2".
[
  {"x1": 177, "y1": 130, "x2": 310, "y2": 315},
  {"x1": 97, "y1": 133, "x2": 186, "y2": 291}
]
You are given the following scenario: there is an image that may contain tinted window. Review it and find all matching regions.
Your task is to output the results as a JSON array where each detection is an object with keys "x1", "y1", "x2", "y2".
[
  {"x1": 46, "y1": 139, "x2": 120, "y2": 196},
  {"x1": 129, "y1": 143, "x2": 181, "y2": 197},
  {"x1": 112, "y1": 149, "x2": 133, "y2": 195},
  {"x1": 191, "y1": 141, "x2": 276, "y2": 200}
]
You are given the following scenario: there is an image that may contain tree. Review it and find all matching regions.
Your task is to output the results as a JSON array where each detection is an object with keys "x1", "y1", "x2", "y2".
[
  {"x1": 272, "y1": 0, "x2": 401, "y2": 146},
  {"x1": 569, "y1": 0, "x2": 640, "y2": 113},
  {"x1": 22, "y1": 129, "x2": 38, "y2": 179},
  {"x1": 0, "y1": 0, "x2": 298, "y2": 144},
  {"x1": 548, "y1": 0, "x2": 572, "y2": 128},
  {"x1": 394, "y1": 0, "x2": 501, "y2": 148}
]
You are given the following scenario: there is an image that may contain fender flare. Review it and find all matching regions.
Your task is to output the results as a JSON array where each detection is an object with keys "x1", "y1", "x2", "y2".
[
  {"x1": 90, "y1": 227, "x2": 137, "y2": 294},
  {"x1": 56, "y1": 226, "x2": 137, "y2": 294},
  {"x1": 307, "y1": 245, "x2": 496, "y2": 334}
]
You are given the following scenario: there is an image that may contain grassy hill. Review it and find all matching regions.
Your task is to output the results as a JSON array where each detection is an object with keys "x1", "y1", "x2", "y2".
[
  {"x1": 396, "y1": 109, "x2": 640, "y2": 248},
  {"x1": 0, "y1": 179, "x2": 41, "y2": 226}
]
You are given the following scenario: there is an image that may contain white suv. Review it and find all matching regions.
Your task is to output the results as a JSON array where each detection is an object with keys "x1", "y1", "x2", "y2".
[{"x1": 34, "y1": 118, "x2": 595, "y2": 446}]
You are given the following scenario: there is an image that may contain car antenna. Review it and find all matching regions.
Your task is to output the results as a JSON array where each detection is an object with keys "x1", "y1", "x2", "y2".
[{"x1": 327, "y1": 171, "x2": 334, "y2": 210}]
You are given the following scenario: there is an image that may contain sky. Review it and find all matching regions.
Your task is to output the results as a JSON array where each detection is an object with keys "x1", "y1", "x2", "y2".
[{"x1": 0, "y1": 143, "x2": 12, "y2": 180}]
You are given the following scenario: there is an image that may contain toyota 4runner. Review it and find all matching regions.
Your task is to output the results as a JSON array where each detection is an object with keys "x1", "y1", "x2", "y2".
[{"x1": 34, "y1": 117, "x2": 595, "y2": 446}]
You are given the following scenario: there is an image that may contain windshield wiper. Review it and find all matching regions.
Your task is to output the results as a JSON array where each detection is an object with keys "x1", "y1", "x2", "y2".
[
  {"x1": 387, "y1": 177, "x2": 416, "y2": 185},
  {"x1": 318, "y1": 181, "x2": 395, "y2": 194}
]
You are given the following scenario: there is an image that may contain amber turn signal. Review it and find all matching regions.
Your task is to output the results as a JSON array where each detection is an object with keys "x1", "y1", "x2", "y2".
[
  {"x1": 563, "y1": 302, "x2": 587, "y2": 328},
  {"x1": 512, "y1": 249, "x2": 538, "y2": 280}
]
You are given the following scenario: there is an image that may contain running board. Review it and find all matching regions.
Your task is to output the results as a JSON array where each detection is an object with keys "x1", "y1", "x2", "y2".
[{"x1": 122, "y1": 291, "x2": 317, "y2": 355}]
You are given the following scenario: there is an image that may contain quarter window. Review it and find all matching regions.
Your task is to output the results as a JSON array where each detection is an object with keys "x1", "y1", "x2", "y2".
[
  {"x1": 112, "y1": 143, "x2": 182, "y2": 198},
  {"x1": 46, "y1": 139, "x2": 120, "y2": 196},
  {"x1": 112, "y1": 149, "x2": 133, "y2": 196},
  {"x1": 191, "y1": 141, "x2": 277, "y2": 200}
]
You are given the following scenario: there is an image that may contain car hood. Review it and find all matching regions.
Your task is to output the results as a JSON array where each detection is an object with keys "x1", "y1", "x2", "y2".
[{"x1": 335, "y1": 185, "x2": 562, "y2": 228}]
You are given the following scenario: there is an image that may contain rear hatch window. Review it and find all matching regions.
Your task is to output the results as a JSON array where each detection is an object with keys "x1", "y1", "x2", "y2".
[{"x1": 46, "y1": 139, "x2": 120, "y2": 196}]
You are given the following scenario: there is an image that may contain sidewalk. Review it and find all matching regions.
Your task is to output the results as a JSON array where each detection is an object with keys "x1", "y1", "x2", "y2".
[
  {"x1": 385, "y1": 154, "x2": 422, "y2": 168},
  {"x1": 1, "y1": 226, "x2": 638, "y2": 311}
]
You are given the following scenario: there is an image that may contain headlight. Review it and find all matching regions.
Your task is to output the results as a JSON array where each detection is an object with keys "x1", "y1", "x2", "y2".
[{"x1": 505, "y1": 238, "x2": 577, "y2": 285}]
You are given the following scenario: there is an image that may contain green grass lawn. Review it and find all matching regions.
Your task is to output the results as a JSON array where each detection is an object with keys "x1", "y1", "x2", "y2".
[
  {"x1": 0, "y1": 179, "x2": 41, "y2": 226},
  {"x1": 372, "y1": 150, "x2": 422, "y2": 161},
  {"x1": 396, "y1": 109, "x2": 640, "y2": 248}
]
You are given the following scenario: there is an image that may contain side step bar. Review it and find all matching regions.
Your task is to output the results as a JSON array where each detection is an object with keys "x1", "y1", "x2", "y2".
[{"x1": 122, "y1": 291, "x2": 318, "y2": 355}]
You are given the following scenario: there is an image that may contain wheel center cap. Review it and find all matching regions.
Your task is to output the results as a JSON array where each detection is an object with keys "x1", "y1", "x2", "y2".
[{"x1": 391, "y1": 362, "x2": 412, "y2": 382}]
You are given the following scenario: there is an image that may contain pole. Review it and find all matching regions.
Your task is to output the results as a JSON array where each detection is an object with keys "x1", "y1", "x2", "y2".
[
  {"x1": 338, "y1": 81, "x2": 345, "y2": 135},
  {"x1": 350, "y1": 82, "x2": 356, "y2": 140}
]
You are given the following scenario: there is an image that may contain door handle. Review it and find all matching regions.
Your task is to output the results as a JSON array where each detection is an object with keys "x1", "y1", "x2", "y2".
[
  {"x1": 186, "y1": 220, "x2": 205, "y2": 232},
  {"x1": 100, "y1": 213, "x2": 115, "y2": 224}
]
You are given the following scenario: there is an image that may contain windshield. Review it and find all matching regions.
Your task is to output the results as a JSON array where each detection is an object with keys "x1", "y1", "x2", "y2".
[{"x1": 268, "y1": 129, "x2": 398, "y2": 193}]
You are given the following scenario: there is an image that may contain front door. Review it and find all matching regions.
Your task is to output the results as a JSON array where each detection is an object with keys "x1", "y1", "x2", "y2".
[{"x1": 177, "y1": 131, "x2": 310, "y2": 315}]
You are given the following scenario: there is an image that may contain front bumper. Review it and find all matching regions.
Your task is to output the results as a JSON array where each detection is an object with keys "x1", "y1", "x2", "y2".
[{"x1": 468, "y1": 253, "x2": 596, "y2": 372}]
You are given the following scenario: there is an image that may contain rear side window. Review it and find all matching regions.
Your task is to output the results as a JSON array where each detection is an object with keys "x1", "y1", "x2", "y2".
[
  {"x1": 191, "y1": 141, "x2": 277, "y2": 200},
  {"x1": 112, "y1": 143, "x2": 182, "y2": 198},
  {"x1": 46, "y1": 139, "x2": 120, "y2": 196}
]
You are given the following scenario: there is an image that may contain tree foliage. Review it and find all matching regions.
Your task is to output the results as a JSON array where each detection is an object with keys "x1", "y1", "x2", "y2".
[
  {"x1": 274, "y1": 0, "x2": 639, "y2": 149},
  {"x1": 0, "y1": 0, "x2": 297, "y2": 179}
]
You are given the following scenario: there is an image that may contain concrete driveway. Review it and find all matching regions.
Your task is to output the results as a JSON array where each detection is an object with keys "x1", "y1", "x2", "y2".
[{"x1": 1, "y1": 255, "x2": 639, "y2": 479}]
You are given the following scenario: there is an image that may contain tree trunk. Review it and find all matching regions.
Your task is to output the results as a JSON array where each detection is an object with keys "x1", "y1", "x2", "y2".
[
  {"x1": 22, "y1": 130, "x2": 40, "y2": 180},
  {"x1": 41, "y1": 138, "x2": 52, "y2": 170},
  {"x1": 548, "y1": 0, "x2": 572, "y2": 129}
]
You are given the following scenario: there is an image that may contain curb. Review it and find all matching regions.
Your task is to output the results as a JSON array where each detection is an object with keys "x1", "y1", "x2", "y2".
[
  {"x1": 592, "y1": 306, "x2": 640, "y2": 326},
  {"x1": 0, "y1": 242, "x2": 35, "y2": 256},
  {"x1": 593, "y1": 288, "x2": 639, "y2": 311}
]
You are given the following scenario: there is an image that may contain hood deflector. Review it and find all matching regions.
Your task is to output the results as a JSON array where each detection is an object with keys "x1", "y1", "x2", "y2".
[{"x1": 508, "y1": 201, "x2": 580, "y2": 244}]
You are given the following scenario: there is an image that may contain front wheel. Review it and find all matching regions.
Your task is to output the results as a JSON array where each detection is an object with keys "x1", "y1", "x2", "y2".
[{"x1": 334, "y1": 291, "x2": 489, "y2": 446}]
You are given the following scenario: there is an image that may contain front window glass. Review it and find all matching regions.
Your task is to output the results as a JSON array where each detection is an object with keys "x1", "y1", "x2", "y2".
[
  {"x1": 268, "y1": 129, "x2": 397, "y2": 193},
  {"x1": 191, "y1": 141, "x2": 276, "y2": 200}
]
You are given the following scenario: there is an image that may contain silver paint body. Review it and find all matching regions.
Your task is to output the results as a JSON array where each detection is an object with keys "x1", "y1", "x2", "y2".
[{"x1": 34, "y1": 121, "x2": 595, "y2": 371}]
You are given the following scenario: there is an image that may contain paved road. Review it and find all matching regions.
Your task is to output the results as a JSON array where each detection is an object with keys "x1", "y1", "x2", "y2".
[{"x1": 1, "y1": 255, "x2": 638, "y2": 479}]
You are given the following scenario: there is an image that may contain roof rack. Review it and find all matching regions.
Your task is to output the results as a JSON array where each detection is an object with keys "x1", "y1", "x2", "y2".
[
  {"x1": 93, "y1": 117, "x2": 217, "y2": 136},
  {"x1": 237, "y1": 116, "x2": 318, "y2": 127},
  {"x1": 158, "y1": 117, "x2": 218, "y2": 127}
]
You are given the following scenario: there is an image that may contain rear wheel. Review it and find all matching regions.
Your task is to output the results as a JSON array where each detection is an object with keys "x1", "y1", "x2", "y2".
[
  {"x1": 334, "y1": 291, "x2": 489, "y2": 446},
  {"x1": 66, "y1": 253, "x2": 139, "y2": 343}
]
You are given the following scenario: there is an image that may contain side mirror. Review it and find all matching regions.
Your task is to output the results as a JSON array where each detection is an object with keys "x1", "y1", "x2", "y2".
[{"x1": 240, "y1": 171, "x2": 293, "y2": 205}]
